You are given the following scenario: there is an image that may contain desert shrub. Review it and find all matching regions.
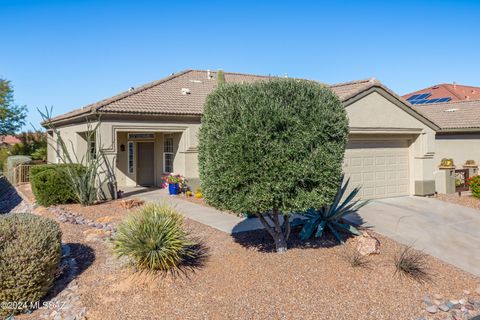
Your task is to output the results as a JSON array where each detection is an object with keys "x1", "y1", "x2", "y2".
[
  {"x1": 113, "y1": 204, "x2": 200, "y2": 274},
  {"x1": 0, "y1": 213, "x2": 62, "y2": 317},
  {"x1": 199, "y1": 79, "x2": 349, "y2": 252},
  {"x1": 10, "y1": 131, "x2": 47, "y2": 161},
  {"x1": 341, "y1": 245, "x2": 372, "y2": 269},
  {"x1": 467, "y1": 175, "x2": 480, "y2": 198},
  {"x1": 30, "y1": 163, "x2": 84, "y2": 206},
  {"x1": 394, "y1": 244, "x2": 432, "y2": 283},
  {"x1": 0, "y1": 148, "x2": 9, "y2": 171}
]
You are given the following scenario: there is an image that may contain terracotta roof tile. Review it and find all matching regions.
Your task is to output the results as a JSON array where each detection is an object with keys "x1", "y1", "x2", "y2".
[
  {"x1": 45, "y1": 71, "x2": 380, "y2": 124},
  {"x1": 413, "y1": 99, "x2": 480, "y2": 129},
  {"x1": 403, "y1": 83, "x2": 480, "y2": 102},
  {"x1": 0, "y1": 135, "x2": 21, "y2": 145}
]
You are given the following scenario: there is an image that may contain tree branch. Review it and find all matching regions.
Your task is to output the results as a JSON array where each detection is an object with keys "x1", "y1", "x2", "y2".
[{"x1": 257, "y1": 213, "x2": 277, "y2": 239}]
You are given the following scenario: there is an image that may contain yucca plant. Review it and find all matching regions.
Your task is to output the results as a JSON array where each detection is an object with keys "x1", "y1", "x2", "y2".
[
  {"x1": 113, "y1": 204, "x2": 199, "y2": 274},
  {"x1": 292, "y1": 176, "x2": 369, "y2": 243}
]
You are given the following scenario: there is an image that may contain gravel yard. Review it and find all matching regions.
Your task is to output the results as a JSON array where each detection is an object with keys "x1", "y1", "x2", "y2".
[
  {"x1": 10, "y1": 195, "x2": 478, "y2": 320},
  {"x1": 435, "y1": 192, "x2": 480, "y2": 211}
]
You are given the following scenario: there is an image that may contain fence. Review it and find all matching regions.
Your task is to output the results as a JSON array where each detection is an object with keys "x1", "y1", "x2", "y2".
[{"x1": 4, "y1": 164, "x2": 36, "y2": 186}]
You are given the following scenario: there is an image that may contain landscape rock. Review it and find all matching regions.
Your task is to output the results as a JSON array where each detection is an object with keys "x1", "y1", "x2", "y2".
[
  {"x1": 120, "y1": 198, "x2": 145, "y2": 209},
  {"x1": 439, "y1": 304, "x2": 450, "y2": 312},
  {"x1": 351, "y1": 231, "x2": 380, "y2": 256},
  {"x1": 83, "y1": 228, "x2": 111, "y2": 242},
  {"x1": 426, "y1": 305, "x2": 438, "y2": 314}
]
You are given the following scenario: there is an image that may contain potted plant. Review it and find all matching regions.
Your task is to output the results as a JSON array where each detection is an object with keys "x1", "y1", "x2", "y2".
[{"x1": 163, "y1": 174, "x2": 185, "y2": 195}]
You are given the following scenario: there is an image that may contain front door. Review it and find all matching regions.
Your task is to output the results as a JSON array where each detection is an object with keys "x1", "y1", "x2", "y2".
[{"x1": 137, "y1": 142, "x2": 155, "y2": 186}]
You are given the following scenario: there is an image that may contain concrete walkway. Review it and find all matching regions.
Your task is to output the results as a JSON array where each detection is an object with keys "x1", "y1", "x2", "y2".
[
  {"x1": 132, "y1": 188, "x2": 265, "y2": 234},
  {"x1": 347, "y1": 196, "x2": 480, "y2": 277}
]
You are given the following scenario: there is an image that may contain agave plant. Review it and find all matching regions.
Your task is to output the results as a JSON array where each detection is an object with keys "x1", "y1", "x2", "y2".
[{"x1": 292, "y1": 176, "x2": 369, "y2": 243}]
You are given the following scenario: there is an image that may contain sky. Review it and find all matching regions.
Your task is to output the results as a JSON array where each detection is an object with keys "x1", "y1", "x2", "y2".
[{"x1": 1, "y1": 0, "x2": 480, "y2": 131}]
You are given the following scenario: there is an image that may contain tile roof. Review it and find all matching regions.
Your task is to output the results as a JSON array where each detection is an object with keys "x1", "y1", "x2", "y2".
[
  {"x1": 403, "y1": 83, "x2": 480, "y2": 102},
  {"x1": 46, "y1": 70, "x2": 381, "y2": 124},
  {"x1": 412, "y1": 99, "x2": 480, "y2": 129},
  {"x1": 0, "y1": 135, "x2": 21, "y2": 145}
]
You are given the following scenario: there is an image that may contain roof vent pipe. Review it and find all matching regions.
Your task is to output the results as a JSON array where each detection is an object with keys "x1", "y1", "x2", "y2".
[{"x1": 207, "y1": 70, "x2": 211, "y2": 79}]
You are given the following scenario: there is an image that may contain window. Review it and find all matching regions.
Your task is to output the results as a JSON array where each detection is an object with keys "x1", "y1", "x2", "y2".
[
  {"x1": 56, "y1": 134, "x2": 61, "y2": 163},
  {"x1": 89, "y1": 139, "x2": 96, "y2": 159},
  {"x1": 128, "y1": 142, "x2": 134, "y2": 174},
  {"x1": 163, "y1": 136, "x2": 174, "y2": 173}
]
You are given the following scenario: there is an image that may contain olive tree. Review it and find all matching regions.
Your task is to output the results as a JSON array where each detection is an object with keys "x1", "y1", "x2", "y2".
[{"x1": 199, "y1": 79, "x2": 349, "y2": 252}]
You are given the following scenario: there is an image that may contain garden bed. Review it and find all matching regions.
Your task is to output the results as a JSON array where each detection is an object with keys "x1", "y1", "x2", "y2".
[
  {"x1": 435, "y1": 192, "x2": 480, "y2": 211},
  {"x1": 14, "y1": 191, "x2": 480, "y2": 320}
]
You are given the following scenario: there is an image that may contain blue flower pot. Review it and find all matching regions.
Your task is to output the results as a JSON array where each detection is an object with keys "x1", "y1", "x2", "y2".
[{"x1": 168, "y1": 183, "x2": 180, "y2": 195}]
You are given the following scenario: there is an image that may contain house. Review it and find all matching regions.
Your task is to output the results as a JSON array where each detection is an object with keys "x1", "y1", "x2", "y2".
[
  {"x1": 0, "y1": 135, "x2": 21, "y2": 148},
  {"x1": 403, "y1": 83, "x2": 480, "y2": 104},
  {"x1": 411, "y1": 99, "x2": 480, "y2": 168},
  {"x1": 44, "y1": 70, "x2": 441, "y2": 200}
]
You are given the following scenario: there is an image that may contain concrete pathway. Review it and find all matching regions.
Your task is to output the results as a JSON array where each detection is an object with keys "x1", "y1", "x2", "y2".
[
  {"x1": 347, "y1": 196, "x2": 480, "y2": 277},
  {"x1": 132, "y1": 188, "x2": 265, "y2": 234}
]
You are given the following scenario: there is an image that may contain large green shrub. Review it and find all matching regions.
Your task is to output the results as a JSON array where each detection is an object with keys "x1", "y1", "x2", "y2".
[
  {"x1": 113, "y1": 204, "x2": 198, "y2": 274},
  {"x1": 30, "y1": 163, "x2": 84, "y2": 206},
  {"x1": 199, "y1": 79, "x2": 349, "y2": 252},
  {"x1": 0, "y1": 213, "x2": 62, "y2": 317}
]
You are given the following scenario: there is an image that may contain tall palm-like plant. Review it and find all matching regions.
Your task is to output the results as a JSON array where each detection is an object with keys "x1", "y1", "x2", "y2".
[{"x1": 293, "y1": 176, "x2": 369, "y2": 243}]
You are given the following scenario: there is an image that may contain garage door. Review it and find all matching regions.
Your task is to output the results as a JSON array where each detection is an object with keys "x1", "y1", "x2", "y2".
[{"x1": 343, "y1": 140, "x2": 410, "y2": 199}]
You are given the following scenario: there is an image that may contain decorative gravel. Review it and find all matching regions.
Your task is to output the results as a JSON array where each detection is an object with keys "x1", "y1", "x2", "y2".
[
  {"x1": 13, "y1": 189, "x2": 480, "y2": 320},
  {"x1": 435, "y1": 193, "x2": 480, "y2": 211}
]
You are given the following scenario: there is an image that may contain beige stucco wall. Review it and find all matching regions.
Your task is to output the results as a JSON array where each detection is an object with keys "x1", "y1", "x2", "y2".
[
  {"x1": 46, "y1": 122, "x2": 97, "y2": 164},
  {"x1": 434, "y1": 133, "x2": 480, "y2": 168},
  {"x1": 47, "y1": 90, "x2": 440, "y2": 196},
  {"x1": 345, "y1": 91, "x2": 437, "y2": 196}
]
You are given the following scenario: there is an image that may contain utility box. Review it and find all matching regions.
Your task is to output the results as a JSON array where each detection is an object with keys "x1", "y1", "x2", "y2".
[{"x1": 434, "y1": 168, "x2": 456, "y2": 194}]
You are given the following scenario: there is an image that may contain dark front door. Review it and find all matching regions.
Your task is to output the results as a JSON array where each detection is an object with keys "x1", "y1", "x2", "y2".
[{"x1": 137, "y1": 142, "x2": 155, "y2": 186}]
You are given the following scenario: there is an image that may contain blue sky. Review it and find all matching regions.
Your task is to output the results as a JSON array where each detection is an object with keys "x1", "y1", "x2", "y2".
[{"x1": 1, "y1": 0, "x2": 479, "y2": 130}]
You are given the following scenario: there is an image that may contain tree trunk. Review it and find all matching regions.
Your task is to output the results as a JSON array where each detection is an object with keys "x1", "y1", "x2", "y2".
[{"x1": 257, "y1": 209, "x2": 289, "y2": 253}]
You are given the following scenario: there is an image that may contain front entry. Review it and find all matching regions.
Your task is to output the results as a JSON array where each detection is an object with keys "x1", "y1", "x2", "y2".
[{"x1": 137, "y1": 142, "x2": 155, "y2": 186}]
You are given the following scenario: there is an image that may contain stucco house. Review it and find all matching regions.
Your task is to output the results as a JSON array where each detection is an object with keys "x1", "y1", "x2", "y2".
[
  {"x1": 45, "y1": 69, "x2": 452, "y2": 200},
  {"x1": 412, "y1": 99, "x2": 480, "y2": 168}
]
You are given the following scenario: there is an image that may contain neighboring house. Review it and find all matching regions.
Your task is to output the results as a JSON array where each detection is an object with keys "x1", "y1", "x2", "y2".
[
  {"x1": 0, "y1": 135, "x2": 21, "y2": 148},
  {"x1": 403, "y1": 83, "x2": 480, "y2": 104},
  {"x1": 412, "y1": 99, "x2": 480, "y2": 167},
  {"x1": 44, "y1": 70, "x2": 440, "y2": 200}
]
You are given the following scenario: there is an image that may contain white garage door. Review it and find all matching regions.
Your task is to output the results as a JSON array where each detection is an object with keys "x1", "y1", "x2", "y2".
[{"x1": 343, "y1": 140, "x2": 410, "y2": 199}]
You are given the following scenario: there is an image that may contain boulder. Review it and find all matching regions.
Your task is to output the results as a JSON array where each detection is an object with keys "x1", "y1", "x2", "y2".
[
  {"x1": 120, "y1": 198, "x2": 145, "y2": 209},
  {"x1": 351, "y1": 231, "x2": 381, "y2": 256}
]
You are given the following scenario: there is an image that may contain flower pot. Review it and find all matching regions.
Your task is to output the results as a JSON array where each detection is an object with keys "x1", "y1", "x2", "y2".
[{"x1": 168, "y1": 183, "x2": 180, "y2": 195}]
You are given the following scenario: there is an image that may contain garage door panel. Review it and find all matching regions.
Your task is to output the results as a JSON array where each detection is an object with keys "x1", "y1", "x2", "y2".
[{"x1": 343, "y1": 140, "x2": 410, "y2": 200}]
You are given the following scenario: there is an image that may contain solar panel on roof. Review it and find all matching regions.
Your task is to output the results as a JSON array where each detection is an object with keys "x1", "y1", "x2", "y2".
[
  {"x1": 426, "y1": 99, "x2": 440, "y2": 104},
  {"x1": 415, "y1": 99, "x2": 429, "y2": 104},
  {"x1": 416, "y1": 93, "x2": 431, "y2": 100},
  {"x1": 407, "y1": 94, "x2": 421, "y2": 101},
  {"x1": 437, "y1": 97, "x2": 451, "y2": 102}
]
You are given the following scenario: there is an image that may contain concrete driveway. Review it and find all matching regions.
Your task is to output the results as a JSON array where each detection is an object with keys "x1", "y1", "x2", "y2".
[{"x1": 348, "y1": 196, "x2": 480, "y2": 277}]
